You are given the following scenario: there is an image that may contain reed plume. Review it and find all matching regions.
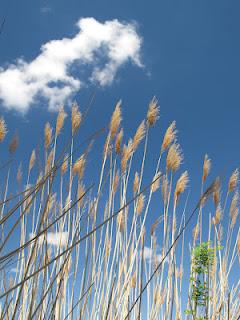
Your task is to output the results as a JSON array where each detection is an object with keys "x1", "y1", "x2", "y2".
[
  {"x1": 147, "y1": 96, "x2": 159, "y2": 126},
  {"x1": 166, "y1": 143, "x2": 183, "y2": 172},
  {"x1": 56, "y1": 106, "x2": 67, "y2": 136},
  {"x1": 228, "y1": 168, "x2": 239, "y2": 192},
  {"x1": 202, "y1": 154, "x2": 211, "y2": 183},
  {"x1": 174, "y1": 171, "x2": 189, "y2": 206},
  {"x1": 109, "y1": 100, "x2": 122, "y2": 139},
  {"x1": 161, "y1": 121, "x2": 177, "y2": 152},
  {"x1": 9, "y1": 132, "x2": 19, "y2": 154},
  {"x1": 0, "y1": 117, "x2": 7, "y2": 141},
  {"x1": 44, "y1": 122, "x2": 52, "y2": 150},
  {"x1": 71, "y1": 102, "x2": 82, "y2": 135}
]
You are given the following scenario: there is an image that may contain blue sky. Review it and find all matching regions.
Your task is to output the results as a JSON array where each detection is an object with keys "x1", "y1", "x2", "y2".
[
  {"x1": 1, "y1": 0, "x2": 240, "y2": 248},
  {"x1": 1, "y1": 0, "x2": 239, "y2": 182},
  {"x1": 0, "y1": 0, "x2": 240, "y2": 316}
]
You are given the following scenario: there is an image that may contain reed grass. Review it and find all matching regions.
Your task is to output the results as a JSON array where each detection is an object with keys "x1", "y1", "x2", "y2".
[{"x1": 0, "y1": 99, "x2": 239, "y2": 319}]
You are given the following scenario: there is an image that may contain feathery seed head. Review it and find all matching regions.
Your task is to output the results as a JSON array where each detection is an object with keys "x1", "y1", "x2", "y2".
[
  {"x1": 151, "y1": 172, "x2": 161, "y2": 193},
  {"x1": 121, "y1": 139, "x2": 133, "y2": 172},
  {"x1": 161, "y1": 121, "x2": 177, "y2": 152},
  {"x1": 213, "y1": 205, "x2": 222, "y2": 225},
  {"x1": 46, "y1": 149, "x2": 54, "y2": 172},
  {"x1": 166, "y1": 143, "x2": 183, "y2": 172},
  {"x1": 230, "y1": 191, "x2": 238, "y2": 219},
  {"x1": 133, "y1": 120, "x2": 146, "y2": 151},
  {"x1": 174, "y1": 171, "x2": 189, "y2": 206},
  {"x1": 131, "y1": 272, "x2": 137, "y2": 289},
  {"x1": 0, "y1": 117, "x2": 7, "y2": 142},
  {"x1": 136, "y1": 194, "x2": 145, "y2": 215},
  {"x1": 73, "y1": 155, "x2": 86, "y2": 181},
  {"x1": 113, "y1": 171, "x2": 119, "y2": 193},
  {"x1": 44, "y1": 122, "x2": 52, "y2": 150},
  {"x1": 9, "y1": 133, "x2": 19, "y2": 154},
  {"x1": 71, "y1": 102, "x2": 82, "y2": 134},
  {"x1": 109, "y1": 100, "x2": 122, "y2": 139},
  {"x1": 56, "y1": 106, "x2": 67, "y2": 136},
  {"x1": 151, "y1": 217, "x2": 161, "y2": 236},
  {"x1": 115, "y1": 128, "x2": 123, "y2": 154},
  {"x1": 103, "y1": 138, "x2": 111, "y2": 158},
  {"x1": 29, "y1": 149, "x2": 36, "y2": 172},
  {"x1": 17, "y1": 162, "x2": 22, "y2": 184},
  {"x1": 147, "y1": 96, "x2": 159, "y2": 126},
  {"x1": 203, "y1": 154, "x2": 211, "y2": 183},
  {"x1": 228, "y1": 168, "x2": 239, "y2": 193},
  {"x1": 133, "y1": 172, "x2": 140, "y2": 194}
]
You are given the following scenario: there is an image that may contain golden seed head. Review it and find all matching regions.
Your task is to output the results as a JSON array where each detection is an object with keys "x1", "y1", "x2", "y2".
[
  {"x1": 133, "y1": 120, "x2": 146, "y2": 151},
  {"x1": 73, "y1": 155, "x2": 86, "y2": 181},
  {"x1": 230, "y1": 191, "x2": 238, "y2": 218},
  {"x1": 117, "y1": 212, "x2": 125, "y2": 232},
  {"x1": 147, "y1": 96, "x2": 159, "y2": 126},
  {"x1": 29, "y1": 149, "x2": 36, "y2": 172},
  {"x1": 133, "y1": 172, "x2": 140, "y2": 194},
  {"x1": 115, "y1": 128, "x2": 123, "y2": 154},
  {"x1": 113, "y1": 171, "x2": 119, "y2": 193},
  {"x1": 121, "y1": 139, "x2": 133, "y2": 172},
  {"x1": 151, "y1": 172, "x2": 161, "y2": 193},
  {"x1": 56, "y1": 106, "x2": 67, "y2": 136},
  {"x1": 44, "y1": 122, "x2": 52, "y2": 150},
  {"x1": 8, "y1": 133, "x2": 19, "y2": 154},
  {"x1": 230, "y1": 207, "x2": 239, "y2": 228},
  {"x1": 166, "y1": 143, "x2": 183, "y2": 172},
  {"x1": 17, "y1": 162, "x2": 22, "y2": 184},
  {"x1": 46, "y1": 149, "x2": 54, "y2": 172},
  {"x1": 0, "y1": 117, "x2": 7, "y2": 142},
  {"x1": 103, "y1": 137, "x2": 111, "y2": 158},
  {"x1": 228, "y1": 168, "x2": 239, "y2": 193},
  {"x1": 136, "y1": 193, "x2": 145, "y2": 215},
  {"x1": 61, "y1": 154, "x2": 68, "y2": 176},
  {"x1": 131, "y1": 272, "x2": 137, "y2": 289},
  {"x1": 161, "y1": 121, "x2": 177, "y2": 152},
  {"x1": 109, "y1": 100, "x2": 122, "y2": 139},
  {"x1": 71, "y1": 102, "x2": 82, "y2": 135},
  {"x1": 213, "y1": 205, "x2": 222, "y2": 225},
  {"x1": 141, "y1": 227, "x2": 146, "y2": 245},
  {"x1": 213, "y1": 190, "x2": 220, "y2": 207},
  {"x1": 203, "y1": 154, "x2": 211, "y2": 183},
  {"x1": 174, "y1": 170, "x2": 189, "y2": 206}
]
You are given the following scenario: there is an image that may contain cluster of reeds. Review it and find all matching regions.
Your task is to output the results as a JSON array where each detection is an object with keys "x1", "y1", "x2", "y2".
[{"x1": 0, "y1": 99, "x2": 239, "y2": 319}]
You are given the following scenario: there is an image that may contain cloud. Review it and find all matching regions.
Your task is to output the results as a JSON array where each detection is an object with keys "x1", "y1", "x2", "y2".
[
  {"x1": 141, "y1": 246, "x2": 163, "y2": 264},
  {"x1": 41, "y1": 6, "x2": 52, "y2": 14},
  {"x1": 30, "y1": 231, "x2": 68, "y2": 247},
  {"x1": 0, "y1": 17, "x2": 142, "y2": 113}
]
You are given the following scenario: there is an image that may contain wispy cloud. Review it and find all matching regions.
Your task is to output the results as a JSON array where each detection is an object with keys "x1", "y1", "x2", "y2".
[
  {"x1": 141, "y1": 246, "x2": 163, "y2": 264},
  {"x1": 41, "y1": 6, "x2": 52, "y2": 14},
  {"x1": 0, "y1": 17, "x2": 142, "y2": 113},
  {"x1": 30, "y1": 231, "x2": 68, "y2": 247}
]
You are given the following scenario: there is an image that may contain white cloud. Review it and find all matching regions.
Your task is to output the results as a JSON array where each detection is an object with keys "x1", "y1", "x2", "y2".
[
  {"x1": 142, "y1": 246, "x2": 163, "y2": 264},
  {"x1": 30, "y1": 231, "x2": 68, "y2": 247},
  {"x1": 41, "y1": 6, "x2": 52, "y2": 14},
  {"x1": 0, "y1": 17, "x2": 142, "y2": 113}
]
